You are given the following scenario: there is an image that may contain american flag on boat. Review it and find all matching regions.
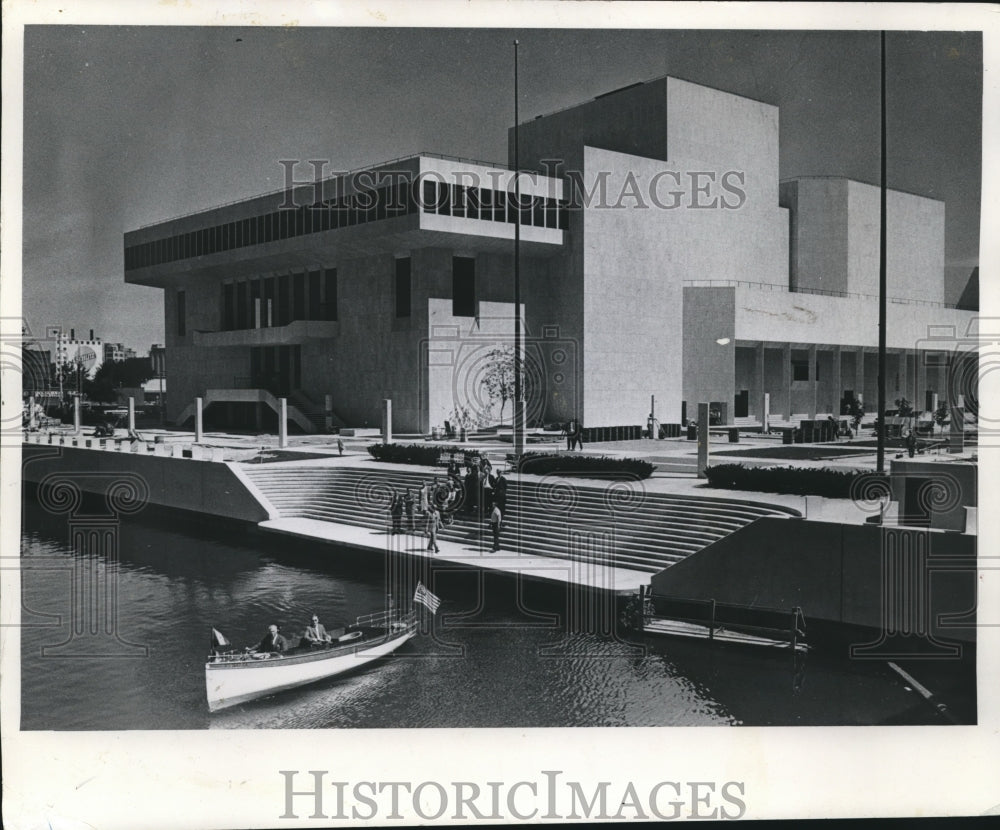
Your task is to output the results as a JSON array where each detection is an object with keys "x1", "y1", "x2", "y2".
[
  {"x1": 210, "y1": 628, "x2": 231, "y2": 648},
  {"x1": 413, "y1": 582, "x2": 441, "y2": 614}
]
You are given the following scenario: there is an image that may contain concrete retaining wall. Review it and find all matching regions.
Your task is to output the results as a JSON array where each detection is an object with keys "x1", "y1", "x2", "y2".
[
  {"x1": 22, "y1": 444, "x2": 268, "y2": 522},
  {"x1": 649, "y1": 517, "x2": 977, "y2": 642}
]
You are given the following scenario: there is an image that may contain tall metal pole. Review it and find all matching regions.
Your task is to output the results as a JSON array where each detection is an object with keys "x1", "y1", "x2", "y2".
[
  {"x1": 513, "y1": 39, "x2": 524, "y2": 458},
  {"x1": 876, "y1": 31, "x2": 887, "y2": 473}
]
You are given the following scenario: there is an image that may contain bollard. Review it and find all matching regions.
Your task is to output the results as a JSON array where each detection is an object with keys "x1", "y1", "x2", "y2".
[
  {"x1": 73, "y1": 397, "x2": 81, "y2": 435},
  {"x1": 697, "y1": 403, "x2": 710, "y2": 479},
  {"x1": 195, "y1": 396, "x2": 204, "y2": 444},
  {"x1": 382, "y1": 398, "x2": 392, "y2": 444},
  {"x1": 278, "y1": 398, "x2": 288, "y2": 449}
]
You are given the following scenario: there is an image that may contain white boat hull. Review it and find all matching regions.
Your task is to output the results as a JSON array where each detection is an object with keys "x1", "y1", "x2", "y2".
[{"x1": 206, "y1": 622, "x2": 416, "y2": 712}]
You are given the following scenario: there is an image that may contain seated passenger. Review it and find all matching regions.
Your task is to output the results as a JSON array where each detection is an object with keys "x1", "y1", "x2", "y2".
[
  {"x1": 255, "y1": 623, "x2": 289, "y2": 654},
  {"x1": 303, "y1": 614, "x2": 333, "y2": 646}
]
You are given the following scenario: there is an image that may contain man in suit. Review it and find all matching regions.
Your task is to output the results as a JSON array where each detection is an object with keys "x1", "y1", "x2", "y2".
[
  {"x1": 426, "y1": 505, "x2": 442, "y2": 553},
  {"x1": 490, "y1": 504, "x2": 503, "y2": 552},
  {"x1": 303, "y1": 615, "x2": 332, "y2": 646},
  {"x1": 256, "y1": 624, "x2": 289, "y2": 654},
  {"x1": 490, "y1": 470, "x2": 508, "y2": 513}
]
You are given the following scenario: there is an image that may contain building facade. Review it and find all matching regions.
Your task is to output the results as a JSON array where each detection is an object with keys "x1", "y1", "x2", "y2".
[{"x1": 124, "y1": 75, "x2": 977, "y2": 434}]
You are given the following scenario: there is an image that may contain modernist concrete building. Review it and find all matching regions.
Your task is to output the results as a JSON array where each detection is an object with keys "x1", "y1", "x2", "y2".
[{"x1": 124, "y1": 75, "x2": 977, "y2": 434}]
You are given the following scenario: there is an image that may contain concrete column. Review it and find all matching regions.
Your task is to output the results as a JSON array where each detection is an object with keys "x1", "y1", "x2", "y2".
[
  {"x1": 752, "y1": 343, "x2": 765, "y2": 424},
  {"x1": 382, "y1": 398, "x2": 392, "y2": 444},
  {"x1": 832, "y1": 345, "x2": 842, "y2": 415},
  {"x1": 154, "y1": 442, "x2": 168, "y2": 456},
  {"x1": 807, "y1": 344, "x2": 818, "y2": 419},
  {"x1": 781, "y1": 343, "x2": 792, "y2": 423},
  {"x1": 514, "y1": 399, "x2": 526, "y2": 456},
  {"x1": 697, "y1": 402, "x2": 710, "y2": 479},
  {"x1": 172, "y1": 443, "x2": 185, "y2": 458},
  {"x1": 898, "y1": 351, "x2": 909, "y2": 405},
  {"x1": 855, "y1": 347, "x2": 866, "y2": 408},
  {"x1": 278, "y1": 397, "x2": 288, "y2": 449},
  {"x1": 917, "y1": 349, "x2": 928, "y2": 410},
  {"x1": 73, "y1": 396, "x2": 81, "y2": 434},
  {"x1": 949, "y1": 403, "x2": 965, "y2": 453},
  {"x1": 128, "y1": 397, "x2": 136, "y2": 432},
  {"x1": 762, "y1": 392, "x2": 770, "y2": 433},
  {"x1": 195, "y1": 397, "x2": 204, "y2": 443}
]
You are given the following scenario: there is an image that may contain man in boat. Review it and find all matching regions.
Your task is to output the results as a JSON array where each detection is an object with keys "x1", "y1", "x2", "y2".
[
  {"x1": 254, "y1": 623, "x2": 289, "y2": 654},
  {"x1": 302, "y1": 614, "x2": 333, "y2": 646}
]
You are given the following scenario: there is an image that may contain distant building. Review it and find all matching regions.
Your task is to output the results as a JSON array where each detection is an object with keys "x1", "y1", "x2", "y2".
[
  {"x1": 124, "y1": 74, "x2": 977, "y2": 433},
  {"x1": 103, "y1": 342, "x2": 126, "y2": 363},
  {"x1": 47, "y1": 327, "x2": 104, "y2": 378}
]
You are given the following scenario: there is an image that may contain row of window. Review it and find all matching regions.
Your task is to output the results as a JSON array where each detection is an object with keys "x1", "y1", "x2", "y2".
[
  {"x1": 125, "y1": 179, "x2": 566, "y2": 271},
  {"x1": 393, "y1": 256, "x2": 476, "y2": 320},
  {"x1": 176, "y1": 256, "x2": 475, "y2": 337},
  {"x1": 220, "y1": 269, "x2": 337, "y2": 332}
]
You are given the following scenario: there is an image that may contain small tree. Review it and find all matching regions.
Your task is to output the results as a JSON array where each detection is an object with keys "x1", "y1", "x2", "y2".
[
  {"x1": 934, "y1": 401, "x2": 950, "y2": 435},
  {"x1": 479, "y1": 344, "x2": 527, "y2": 426},
  {"x1": 895, "y1": 397, "x2": 915, "y2": 436},
  {"x1": 846, "y1": 394, "x2": 865, "y2": 435}
]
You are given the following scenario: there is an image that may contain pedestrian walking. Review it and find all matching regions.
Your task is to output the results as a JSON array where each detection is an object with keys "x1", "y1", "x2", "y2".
[
  {"x1": 337, "y1": 436, "x2": 344, "y2": 456},
  {"x1": 425, "y1": 506, "x2": 442, "y2": 553},
  {"x1": 573, "y1": 418, "x2": 585, "y2": 451},
  {"x1": 490, "y1": 470, "x2": 508, "y2": 513},
  {"x1": 390, "y1": 493, "x2": 403, "y2": 534},
  {"x1": 490, "y1": 504, "x2": 503, "y2": 552},
  {"x1": 404, "y1": 489, "x2": 416, "y2": 532},
  {"x1": 565, "y1": 420, "x2": 574, "y2": 450}
]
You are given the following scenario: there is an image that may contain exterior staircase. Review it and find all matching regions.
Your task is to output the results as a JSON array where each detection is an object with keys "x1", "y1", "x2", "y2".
[
  {"x1": 174, "y1": 388, "x2": 315, "y2": 432},
  {"x1": 241, "y1": 465, "x2": 800, "y2": 574}
]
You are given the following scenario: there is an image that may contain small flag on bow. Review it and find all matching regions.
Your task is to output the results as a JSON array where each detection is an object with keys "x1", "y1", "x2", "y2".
[
  {"x1": 210, "y1": 628, "x2": 231, "y2": 649},
  {"x1": 413, "y1": 581, "x2": 441, "y2": 614}
]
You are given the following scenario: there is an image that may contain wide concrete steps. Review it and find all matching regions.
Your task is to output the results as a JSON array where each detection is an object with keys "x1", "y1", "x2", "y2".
[{"x1": 241, "y1": 465, "x2": 797, "y2": 574}]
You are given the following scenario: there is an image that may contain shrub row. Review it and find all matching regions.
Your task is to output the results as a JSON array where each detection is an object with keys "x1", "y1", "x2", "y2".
[
  {"x1": 704, "y1": 463, "x2": 884, "y2": 499},
  {"x1": 367, "y1": 443, "x2": 484, "y2": 466},
  {"x1": 515, "y1": 452, "x2": 654, "y2": 480}
]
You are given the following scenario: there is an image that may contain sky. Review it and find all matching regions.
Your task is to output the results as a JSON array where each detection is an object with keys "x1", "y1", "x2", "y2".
[{"x1": 20, "y1": 26, "x2": 982, "y2": 351}]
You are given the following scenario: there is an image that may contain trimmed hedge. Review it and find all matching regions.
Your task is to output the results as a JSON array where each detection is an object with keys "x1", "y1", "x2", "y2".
[
  {"x1": 515, "y1": 452, "x2": 653, "y2": 480},
  {"x1": 367, "y1": 443, "x2": 484, "y2": 466},
  {"x1": 704, "y1": 463, "x2": 886, "y2": 499}
]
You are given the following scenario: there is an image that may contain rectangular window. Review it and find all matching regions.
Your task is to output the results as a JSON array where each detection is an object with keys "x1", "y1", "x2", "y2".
[
  {"x1": 323, "y1": 268, "x2": 337, "y2": 320},
  {"x1": 308, "y1": 270, "x2": 321, "y2": 320},
  {"x1": 249, "y1": 279, "x2": 262, "y2": 328},
  {"x1": 292, "y1": 272, "x2": 306, "y2": 320},
  {"x1": 222, "y1": 283, "x2": 235, "y2": 330},
  {"x1": 452, "y1": 256, "x2": 476, "y2": 317},
  {"x1": 422, "y1": 179, "x2": 437, "y2": 213},
  {"x1": 792, "y1": 359, "x2": 811, "y2": 382},
  {"x1": 451, "y1": 184, "x2": 465, "y2": 219},
  {"x1": 395, "y1": 257, "x2": 411, "y2": 318},
  {"x1": 558, "y1": 199, "x2": 569, "y2": 230},
  {"x1": 277, "y1": 274, "x2": 290, "y2": 325},
  {"x1": 263, "y1": 277, "x2": 275, "y2": 328},
  {"x1": 545, "y1": 197, "x2": 558, "y2": 229},
  {"x1": 466, "y1": 187, "x2": 480, "y2": 220},
  {"x1": 533, "y1": 196, "x2": 545, "y2": 227},
  {"x1": 176, "y1": 290, "x2": 186, "y2": 337},
  {"x1": 236, "y1": 281, "x2": 248, "y2": 329}
]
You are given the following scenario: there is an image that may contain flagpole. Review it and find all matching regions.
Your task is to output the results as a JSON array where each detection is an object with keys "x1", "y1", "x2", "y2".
[
  {"x1": 513, "y1": 39, "x2": 524, "y2": 459},
  {"x1": 876, "y1": 30, "x2": 887, "y2": 474}
]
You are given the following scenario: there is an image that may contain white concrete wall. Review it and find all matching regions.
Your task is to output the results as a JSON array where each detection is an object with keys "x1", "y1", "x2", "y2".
[
  {"x1": 425, "y1": 298, "x2": 519, "y2": 431},
  {"x1": 581, "y1": 147, "x2": 684, "y2": 427},
  {"x1": 733, "y1": 284, "x2": 975, "y2": 350}
]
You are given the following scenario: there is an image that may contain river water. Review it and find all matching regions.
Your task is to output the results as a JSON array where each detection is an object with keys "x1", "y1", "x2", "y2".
[{"x1": 19, "y1": 497, "x2": 973, "y2": 729}]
